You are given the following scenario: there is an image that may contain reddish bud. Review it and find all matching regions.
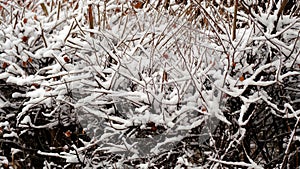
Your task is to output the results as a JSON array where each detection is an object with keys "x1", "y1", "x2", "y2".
[
  {"x1": 151, "y1": 126, "x2": 157, "y2": 131},
  {"x1": 31, "y1": 83, "x2": 40, "y2": 88},
  {"x1": 163, "y1": 53, "x2": 169, "y2": 59},
  {"x1": 22, "y1": 61, "x2": 27, "y2": 67},
  {"x1": 239, "y1": 75, "x2": 245, "y2": 81},
  {"x1": 23, "y1": 18, "x2": 28, "y2": 24},
  {"x1": 64, "y1": 130, "x2": 72, "y2": 137},
  {"x1": 63, "y1": 56, "x2": 70, "y2": 63},
  {"x1": 115, "y1": 7, "x2": 121, "y2": 13},
  {"x1": 22, "y1": 36, "x2": 28, "y2": 42},
  {"x1": 132, "y1": 1, "x2": 143, "y2": 9},
  {"x1": 28, "y1": 57, "x2": 33, "y2": 63},
  {"x1": 2, "y1": 62, "x2": 8, "y2": 69},
  {"x1": 232, "y1": 62, "x2": 236, "y2": 68}
]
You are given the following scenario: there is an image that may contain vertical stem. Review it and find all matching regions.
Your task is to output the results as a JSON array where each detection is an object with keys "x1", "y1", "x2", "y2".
[
  {"x1": 88, "y1": 4, "x2": 94, "y2": 37},
  {"x1": 97, "y1": 3, "x2": 101, "y2": 30},
  {"x1": 103, "y1": 0, "x2": 107, "y2": 29},
  {"x1": 50, "y1": 0, "x2": 54, "y2": 12},
  {"x1": 232, "y1": 0, "x2": 238, "y2": 40},
  {"x1": 40, "y1": 3, "x2": 49, "y2": 16},
  {"x1": 272, "y1": 0, "x2": 288, "y2": 34},
  {"x1": 13, "y1": 11, "x2": 19, "y2": 29},
  {"x1": 10, "y1": 5, "x2": 13, "y2": 24},
  {"x1": 41, "y1": 23, "x2": 48, "y2": 48},
  {"x1": 57, "y1": 0, "x2": 61, "y2": 20}
]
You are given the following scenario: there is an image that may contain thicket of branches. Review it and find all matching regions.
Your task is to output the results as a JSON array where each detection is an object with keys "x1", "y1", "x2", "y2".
[{"x1": 0, "y1": 0, "x2": 299, "y2": 168}]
